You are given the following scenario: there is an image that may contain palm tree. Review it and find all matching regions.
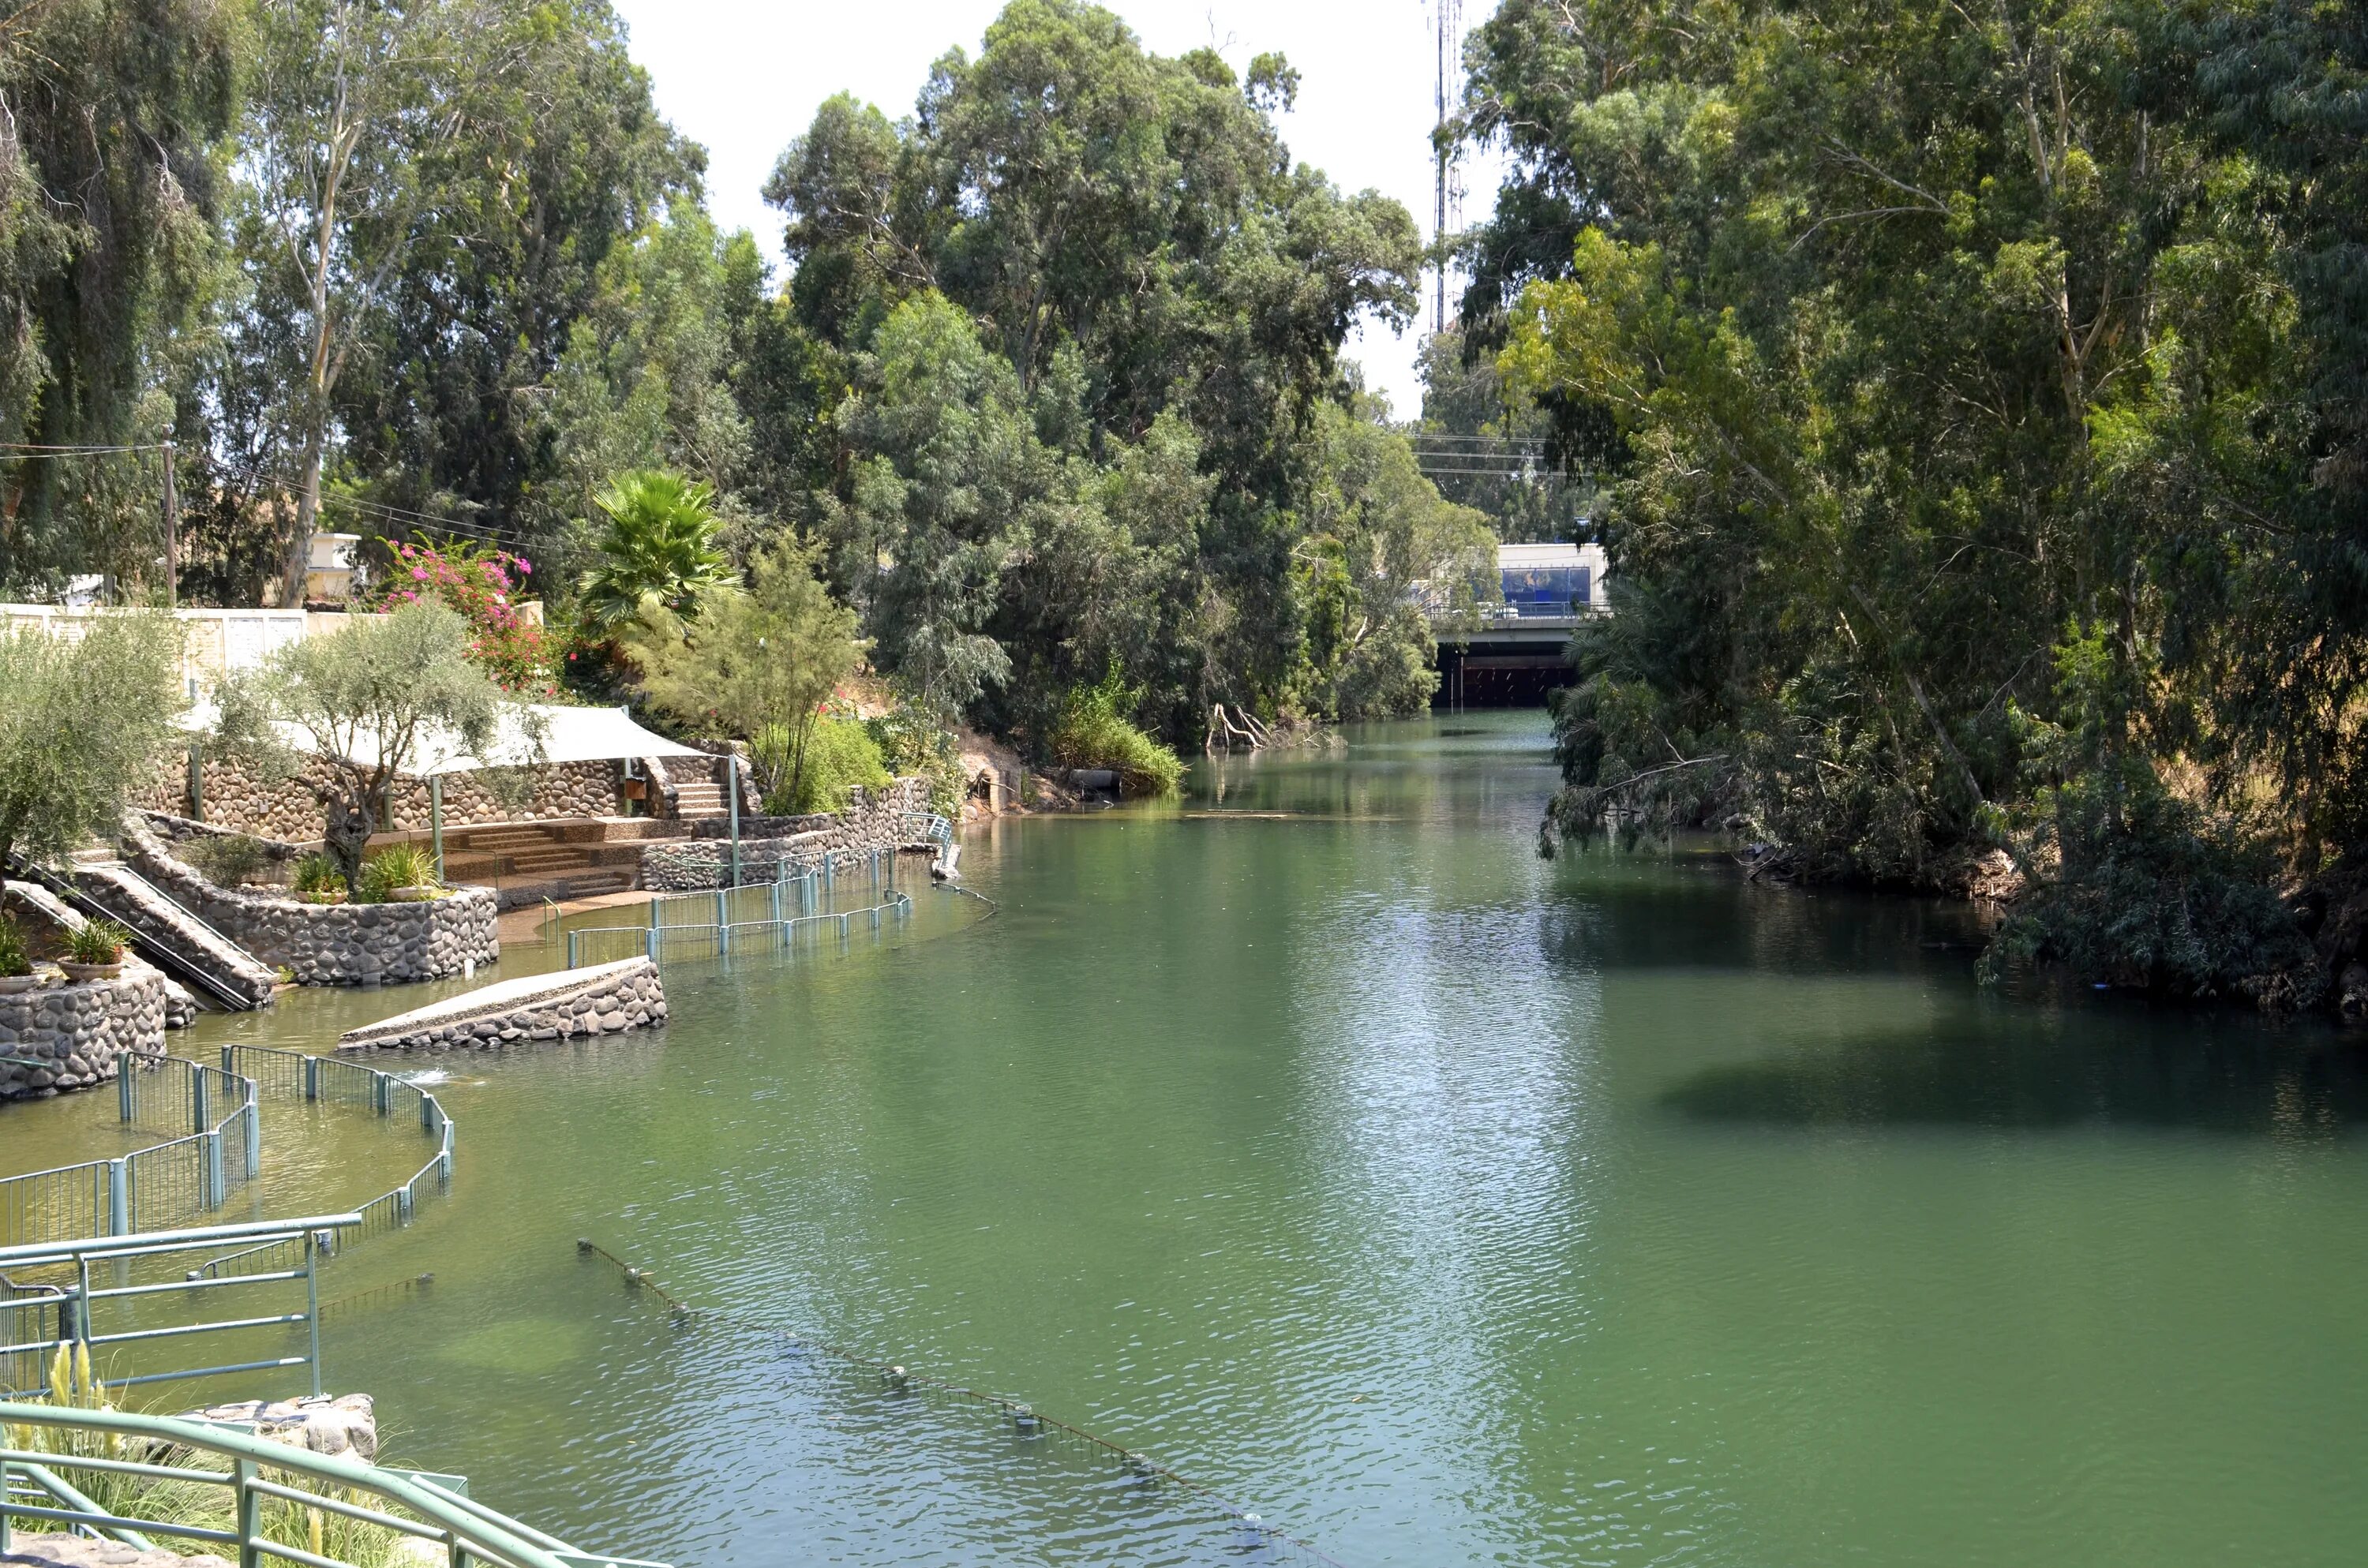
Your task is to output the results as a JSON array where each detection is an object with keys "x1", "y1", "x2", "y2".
[{"x1": 576, "y1": 470, "x2": 738, "y2": 631}]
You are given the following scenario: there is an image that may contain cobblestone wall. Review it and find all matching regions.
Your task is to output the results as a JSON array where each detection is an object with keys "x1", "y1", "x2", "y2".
[
  {"x1": 140, "y1": 752, "x2": 624, "y2": 842},
  {"x1": 640, "y1": 779, "x2": 927, "y2": 890},
  {"x1": 123, "y1": 821, "x2": 498, "y2": 986},
  {"x1": 338, "y1": 959, "x2": 665, "y2": 1051},
  {"x1": 0, "y1": 969, "x2": 165, "y2": 1100}
]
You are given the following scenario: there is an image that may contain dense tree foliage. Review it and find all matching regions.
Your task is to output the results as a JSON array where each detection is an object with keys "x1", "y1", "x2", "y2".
[
  {"x1": 1456, "y1": 0, "x2": 2368, "y2": 1012},
  {"x1": 765, "y1": 0, "x2": 1452, "y2": 739},
  {"x1": 3, "y1": 0, "x2": 1478, "y2": 759}
]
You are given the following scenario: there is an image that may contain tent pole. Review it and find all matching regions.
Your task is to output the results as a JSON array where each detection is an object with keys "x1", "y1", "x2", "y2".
[{"x1": 430, "y1": 775, "x2": 444, "y2": 883}]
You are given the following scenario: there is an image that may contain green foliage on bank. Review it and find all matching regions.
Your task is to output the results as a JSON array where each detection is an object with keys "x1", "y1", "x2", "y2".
[
  {"x1": 1050, "y1": 675, "x2": 1185, "y2": 797},
  {"x1": 761, "y1": 717, "x2": 890, "y2": 815},
  {"x1": 1456, "y1": 0, "x2": 2368, "y2": 1009}
]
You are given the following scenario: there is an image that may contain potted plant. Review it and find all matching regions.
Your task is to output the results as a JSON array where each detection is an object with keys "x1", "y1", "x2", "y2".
[
  {"x1": 0, "y1": 915, "x2": 34, "y2": 994},
  {"x1": 60, "y1": 919, "x2": 132, "y2": 982},
  {"x1": 293, "y1": 852, "x2": 347, "y2": 905},
  {"x1": 359, "y1": 843, "x2": 443, "y2": 904}
]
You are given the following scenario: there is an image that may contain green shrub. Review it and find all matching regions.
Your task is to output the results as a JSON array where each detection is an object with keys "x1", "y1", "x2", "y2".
[
  {"x1": 357, "y1": 844, "x2": 440, "y2": 903},
  {"x1": 66, "y1": 919, "x2": 130, "y2": 964},
  {"x1": 292, "y1": 853, "x2": 343, "y2": 896},
  {"x1": 182, "y1": 833, "x2": 277, "y2": 887},
  {"x1": 764, "y1": 717, "x2": 890, "y2": 814},
  {"x1": 1050, "y1": 675, "x2": 1184, "y2": 796},
  {"x1": 0, "y1": 915, "x2": 29, "y2": 977},
  {"x1": 865, "y1": 705, "x2": 964, "y2": 815}
]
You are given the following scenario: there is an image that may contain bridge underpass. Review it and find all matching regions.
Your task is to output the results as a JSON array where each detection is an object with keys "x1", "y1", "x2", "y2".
[{"x1": 1434, "y1": 616, "x2": 1581, "y2": 708}]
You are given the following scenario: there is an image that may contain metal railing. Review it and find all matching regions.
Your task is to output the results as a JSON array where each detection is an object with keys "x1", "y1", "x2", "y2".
[
  {"x1": 568, "y1": 889, "x2": 912, "y2": 969},
  {"x1": 900, "y1": 811, "x2": 954, "y2": 849},
  {"x1": 0, "y1": 1217, "x2": 358, "y2": 1402},
  {"x1": 2, "y1": 1050, "x2": 451, "y2": 1256},
  {"x1": 219, "y1": 1047, "x2": 455, "y2": 1245},
  {"x1": 2, "y1": 1058, "x2": 258, "y2": 1248},
  {"x1": 568, "y1": 854, "x2": 910, "y2": 968},
  {"x1": 0, "y1": 1400, "x2": 669, "y2": 1568}
]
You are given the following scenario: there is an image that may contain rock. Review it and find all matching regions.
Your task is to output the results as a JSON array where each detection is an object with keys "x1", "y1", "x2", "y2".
[
  {"x1": 180, "y1": 1393, "x2": 377, "y2": 1462},
  {"x1": 2, "y1": 1535, "x2": 234, "y2": 1568},
  {"x1": 2340, "y1": 963, "x2": 2368, "y2": 1026}
]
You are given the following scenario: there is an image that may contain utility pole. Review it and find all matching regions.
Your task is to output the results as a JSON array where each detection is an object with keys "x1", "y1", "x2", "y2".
[
  {"x1": 161, "y1": 436, "x2": 178, "y2": 609},
  {"x1": 1433, "y1": 0, "x2": 1463, "y2": 337}
]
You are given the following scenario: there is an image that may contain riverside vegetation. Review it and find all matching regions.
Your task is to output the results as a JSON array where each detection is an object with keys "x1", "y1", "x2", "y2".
[
  {"x1": 1451, "y1": 0, "x2": 2368, "y2": 1016},
  {"x1": 1, "y1": 0, "x2": 1498, "y2": 803}
]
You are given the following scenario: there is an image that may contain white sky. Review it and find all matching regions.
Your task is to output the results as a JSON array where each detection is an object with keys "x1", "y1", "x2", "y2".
[{"x1": 606, "y1": 0, "x2": 1500, "y2": 421}]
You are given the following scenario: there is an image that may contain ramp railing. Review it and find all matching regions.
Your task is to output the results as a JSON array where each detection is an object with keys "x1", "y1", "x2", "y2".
[
  {"x1": 568, "y1": 853, "x2": 910, "y2": 968},
  {"x1": 0, "y1": 1398, "x2": 669, "y2": 1568},
  {"x1": 0, "y1": 1216, "x2": 358, "y2": 1402}
]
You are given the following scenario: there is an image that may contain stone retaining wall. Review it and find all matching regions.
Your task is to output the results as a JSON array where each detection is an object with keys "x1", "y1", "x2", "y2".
[
  {"x1": 641, "y1": 778, "x2": 928, "y2": 890},
  {"x1": 123, "y1": 821, "x2": 497, "y2": 986},
  {"x1": 338, "y1": 958, "x2": 664, "y2": 1051},
  {"x1": 0, "y1": 967, "x2": 166, "y2": 1101},
  {"x1": 141, "y1": 751, "x2": 624, "y2": 842}
]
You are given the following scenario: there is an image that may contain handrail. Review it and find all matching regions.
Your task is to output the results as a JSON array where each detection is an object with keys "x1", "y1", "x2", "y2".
[
  {"x1": 4, "y1": 1057, "x2": 259, "y2": 1247},
  {"x1": 2, "y1": 852, "x2": 257, "y2": 1011},
  {"x1": 567, "y1": 889, "x2": 912, "y2": 968},
  {"x1": 0, "y1": 1400, "x2": 667, "y2": 1568},
  {"x1": 0, "y1": 1215, "x2": 359, "y2": 1270}
]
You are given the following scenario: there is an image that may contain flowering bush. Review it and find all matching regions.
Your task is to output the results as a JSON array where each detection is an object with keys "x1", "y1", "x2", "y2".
[{"x1": 369, "y1": 538, "x2": 557, "y2": 694}]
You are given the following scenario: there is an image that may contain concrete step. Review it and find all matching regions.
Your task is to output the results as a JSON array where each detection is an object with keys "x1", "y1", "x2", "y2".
[{"x1": 671, "y1": 783, "x2": 729, "y2": 818}]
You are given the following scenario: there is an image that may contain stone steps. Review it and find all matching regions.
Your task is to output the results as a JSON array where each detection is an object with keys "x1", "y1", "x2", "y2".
[{"x1": 670, "y1": 781, "x2": 729, "y2": 818}]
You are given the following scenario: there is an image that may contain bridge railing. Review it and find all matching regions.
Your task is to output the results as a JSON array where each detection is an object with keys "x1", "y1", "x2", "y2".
[{"x1": 0, "y1": 1398, "x2": 669, "y2": 1568}]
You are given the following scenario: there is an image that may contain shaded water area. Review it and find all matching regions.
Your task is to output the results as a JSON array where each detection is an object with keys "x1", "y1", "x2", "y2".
[{"x1": 8, "y1": 711, "x2": 2368, "y2": 1565}]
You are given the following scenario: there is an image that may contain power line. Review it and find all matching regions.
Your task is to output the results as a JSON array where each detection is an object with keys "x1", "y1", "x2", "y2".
[{"x1": 0, "y1": 441, "x2": 174, "y2": 455}]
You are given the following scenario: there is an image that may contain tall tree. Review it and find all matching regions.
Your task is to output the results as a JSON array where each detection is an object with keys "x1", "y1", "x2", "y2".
[
  {"x1": 0, "y1": 0, "x2": 235, "y2": 590},
  {"x1": 240, "y1": 0, "x2": 504, "y2": 603}
]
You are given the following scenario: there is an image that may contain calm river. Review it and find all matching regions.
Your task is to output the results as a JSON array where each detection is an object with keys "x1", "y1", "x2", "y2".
[{"x1": 12, "y1": 711, "x2": 2368, "y2": 1566}]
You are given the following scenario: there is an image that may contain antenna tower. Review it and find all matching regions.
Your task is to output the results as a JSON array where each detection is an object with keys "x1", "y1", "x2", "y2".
[{"x1": 1432, "y1": 0, "x2": 1466, "y2": 337}]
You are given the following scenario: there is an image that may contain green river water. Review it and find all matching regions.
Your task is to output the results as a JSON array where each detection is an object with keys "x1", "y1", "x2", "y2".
[{"x1": 7, "y1": 710, "x2": 2368, "y2": 1566}]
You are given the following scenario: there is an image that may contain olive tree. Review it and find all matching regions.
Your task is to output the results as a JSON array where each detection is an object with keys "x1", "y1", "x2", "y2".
[
  {"x1": 214, "y1": 602, "x2": 530, "y2": 889},
  {"x1": 622, "y1": 538, "x2": 864, "y2": 810},
  {"x1": 0, "y1": 614, "x2": 186, "y2": 871}
]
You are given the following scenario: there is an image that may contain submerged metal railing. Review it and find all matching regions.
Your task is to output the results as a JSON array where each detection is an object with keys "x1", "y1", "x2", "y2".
[
  {"x1": 0, "y1": 1216, "x2": 358, "y2": 1402},
  {"x1": 0, "y1": 1400, "x2": 669, "y2": 1568},
  {"x1": 219, "y1": 1046, "x2": 455, "y2": 1244},
  {"x1": 567, "y1": 853, "x2": 912, "y2": 968},
  {"x1": 2, "y1": 1058, "x2": 259, "y2": 1248},
  {"x1": 3, "y1": 1050, "x2": 451, "y2": 1256}
]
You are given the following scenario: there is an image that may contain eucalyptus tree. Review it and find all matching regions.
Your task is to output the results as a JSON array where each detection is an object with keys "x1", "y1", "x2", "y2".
[
  {"x1": 767, "y1": 0, "x2": 1424, "y2": 726},
  {"x1": 1459, "y1": 0, "x2": 2361, "y2": 1005},
  {"x1": 238, "y1": 0, "x2": 509, "y2": 604}
]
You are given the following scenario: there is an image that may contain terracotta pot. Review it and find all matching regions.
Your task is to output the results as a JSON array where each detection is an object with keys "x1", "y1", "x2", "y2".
[
  {"x1": 59, "y1": 960, "x2": 123, "y2": 982},
  {"x1": 302, "y1": 889, "x2": 349, "y2": 906},
  {"x1": 388, "y1": 885, "x2": 440, "y2": 903},
  {"x1": 0, "y1": 973, "x2": 36, "y2": 995}
]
